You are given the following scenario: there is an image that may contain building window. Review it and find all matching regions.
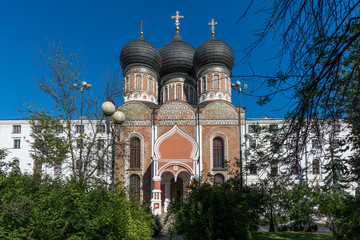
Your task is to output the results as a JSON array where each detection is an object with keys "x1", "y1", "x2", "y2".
[
  {"x1": 249, "y1": 139, "x2": 257, "y2": 148},
  {"x1": 312, "y1": 139, "x2": 320, "y2": 149},
  {"x1": 313, "y1": 159, "x2": 320, "y2": 174},
  {"x1": 225, "y1": 77, "x2": 228, "y2": 91},
  {"x1": 34, "y1": 160, "x2": 42, "y2": 174},
  {"x1": 249, "y1": 160, "x2": 257, "y2": 175},
  {"x1": 149, "y1": 78, "x2": 153, "y2": 91},
  {"x1": 289, "y1": 139, "x2": 297, "y2": 148},
  {"x1": 189, "y1": 87, "x2": 193, "y2": 102},
  {"x1": 12, "y1": 125, "x2": 21, "y2": 133},
  {"x1": 97, "y1": 159, "x2": 104, "y2": 176},
  {"x1": 271, "y1": 161, "x2": 278, "y2": 176},
  {"x1": 56, "y1": 125, "x2": 63, "y2": 133},
  {"x1": 177, "y1": 85, "x2": 181, "y2": 99},
  {"x1": 165, "y1": 87, "x2": 168, "y2": 102},
  {"x1": 12, "y1": 159, "x2": 20, "y2": 171},
  {"x1": 214, "y1": 75, "x2": 219, "y2": 89},
  {"x1": 248, "y1": 125, "x2": 258, "y2": 133},
  {"x1": 97, "y1": 139, "x2": 105, "y2": 150},
  {"x1": 76, "y1": 159, "x2": 81, "y2": 171},
  {"x1": 13, "y1": 139, "x2": 20, "y2": 149},
  {"x1": 54, "y1": 161, "x2": 62, "y2": 175},
  {"x1": 76, "y1": 125, "x2": 84, "y2": 133},
  {"x1": 76, "y1": 139, "x2": 84, "y2": 149},
  {"x1": 213, "y1": 137, "x2": 224, "y2": 169},
  {"x1": 332, "y1": 139, "x2": 340, "y2": 149},
  {"x1": 333, "y1": 124, "x2": 341, "y2": 132},
  {"x1": 291, "y1": 160, "x2": 300, "y2": 175},
  {"x1": 129, "y1": 174, "x2": 140, "y2": 201},
  {"x1": 130, "y1": 137, "x2": 140, "y2": 169},
  {"x1": 136, "y1": 76, "x2": 141, "y2": 89},
  {"x1": 214, "y1": 174, "x2": 224, "y2": 184},
  {"x1": 97, "y1": 124, "x2": 106, "y2": 133},
  {"x1": 202, "y1": 77, "x2": 206, "y2": 91}
]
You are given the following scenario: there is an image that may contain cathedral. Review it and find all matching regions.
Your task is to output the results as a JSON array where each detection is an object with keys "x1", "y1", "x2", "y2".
[{"x1": 117, "y1": 12, "x2": 243, "y2": 215}]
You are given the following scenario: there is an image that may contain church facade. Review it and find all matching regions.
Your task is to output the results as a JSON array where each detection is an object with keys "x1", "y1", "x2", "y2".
[{"x1": 117, "y1": 14, "x2": 243, "y2": 215}]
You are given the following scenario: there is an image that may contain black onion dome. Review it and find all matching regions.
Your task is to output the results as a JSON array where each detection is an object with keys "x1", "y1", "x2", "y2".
[
  {"x1": 193, "y1": 36, "x2": 234, "y2": 73},
  {"x1": 120, "y1": 35, "x2": 162, "y2": 74},
  {"x1": 159, "y1": 32, "x2": 196, "y2": 77}
]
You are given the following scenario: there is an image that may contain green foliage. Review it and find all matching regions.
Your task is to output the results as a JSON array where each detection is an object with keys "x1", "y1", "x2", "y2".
[
  {"x1": 318, "y1": 190, "x2": 360, "y2": 240},
  {"x1": 168, "y1": 178, "x2": 266, "y2": 240},
  {"x1": 0, "y1": 172, "x2": 156, "y2": 239},
  {"x1": 29, "y1": 111, "x2": 69, "y2": 172}
]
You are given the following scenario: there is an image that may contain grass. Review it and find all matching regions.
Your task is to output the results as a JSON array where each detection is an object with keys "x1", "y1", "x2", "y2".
[{"x1": 252, "y1": 231, "x2": 335, "y2": 240}]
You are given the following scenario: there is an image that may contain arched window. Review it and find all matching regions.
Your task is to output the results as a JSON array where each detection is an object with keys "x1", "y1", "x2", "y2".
[
  {"x1": 12, "y1": 159, "x2": 20, "y2": 171},
  {"x1": 202, "y1": 77, "x2": 206, "y2": 91},
  {"x1": 313, "y1": 159, "x2": 320, "y2": 174},
  {"x1": 97, "y1": 159, "x2": 104, "y2": 176},
  {"x1": 130, "y1": 137, "x2": 140, "y2": 169},
  {"x1": 130, "y1": 174, "x2": 140, "y2": 201},
  {"x1": 214, "y1": 174, "x2": 224, "y2": 184},
  {"x1": 213, "y1": 137, "x2": 224, "y2": 168},
  {"x1": 165, "y1": 87, "x2": 168, "y2": 102},
  {"x1": 177, "y1": 85, "x2": 181, "y2": 99},
  {"x1": 214, "y1": 75, "x2": 219, "y2": 89},
  {"x1": 136, "y1": 76, "x2": 141, "y2": 89},
  {"x1": 34, "y1": 160, "x2": 42, "y2": 174}
]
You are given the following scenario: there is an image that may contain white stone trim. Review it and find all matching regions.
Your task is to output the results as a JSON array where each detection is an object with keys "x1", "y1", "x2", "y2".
[{"x1": 154, "y1": 124, "x2": 198, "y2": 159}]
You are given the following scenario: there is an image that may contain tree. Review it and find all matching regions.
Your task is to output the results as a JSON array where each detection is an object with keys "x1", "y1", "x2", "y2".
[
  {"x1": 28, "y1": 111, "x2": 69, "y2": 176},
  {"x1": 23, "y1": 41, "x2": 123, "y2": 179}
]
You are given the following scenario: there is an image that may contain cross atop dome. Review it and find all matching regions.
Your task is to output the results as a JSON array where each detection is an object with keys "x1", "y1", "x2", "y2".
[
  {"x1": 171, "y1": 10, "x2": 184, "y2": 32},
  {"x1": 208, "y1": 18, "x2": 217, "y2": 36},
  {"x1": 139, "y1": 19, "x2": 145, "y2": 36}
]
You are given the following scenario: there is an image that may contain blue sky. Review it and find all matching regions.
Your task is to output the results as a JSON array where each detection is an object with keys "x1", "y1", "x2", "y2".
[{"x1": 1, "y1": 0, "x2": 292, "y2": 119}]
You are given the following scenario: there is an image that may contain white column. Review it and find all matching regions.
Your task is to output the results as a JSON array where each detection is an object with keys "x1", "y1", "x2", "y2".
[{"x1": 164, "y1": 182, "x2": 171, "y2": 212}]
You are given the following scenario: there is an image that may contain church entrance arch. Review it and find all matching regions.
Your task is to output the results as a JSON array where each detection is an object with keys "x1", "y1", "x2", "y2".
[{"x1": 160, "y1": 169, "x2": 191, "y2": 212}]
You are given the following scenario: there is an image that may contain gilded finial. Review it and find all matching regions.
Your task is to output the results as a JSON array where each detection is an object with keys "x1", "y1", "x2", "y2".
[
  {"x1": 171, "y1": 10, "x2": 184, "y2": 32},
  {"x1": 139, "y1": 19, "x2": 145, "y2": 36},
  {"x1": 208, "y1": 18, "x2": 218, "y2": 36}
]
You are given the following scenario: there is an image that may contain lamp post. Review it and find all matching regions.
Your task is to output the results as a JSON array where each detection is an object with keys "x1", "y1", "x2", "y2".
[
  {"x1": 101, "y1": 101, "x2": 125, "y2": 192},
  {"x1": 73, "y1": 81, "x2": 92, "y2": 175},
  {"x1": 231, "y1": 80, "x2": 247, "y2": 184}
]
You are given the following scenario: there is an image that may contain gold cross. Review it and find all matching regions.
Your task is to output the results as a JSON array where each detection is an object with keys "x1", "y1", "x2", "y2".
[
  {"x1": 139, "y1": 19, "x2": 145, "y2": 36},
  {"x1": 171, "y1": 10, "x2": 184, "y2": 32},
  {"x1": 208, "y1": 18, "x2": 218, "y2": 36}
]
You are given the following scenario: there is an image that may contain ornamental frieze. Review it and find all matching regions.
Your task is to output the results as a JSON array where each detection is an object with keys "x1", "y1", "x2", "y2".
[{"x1": 158, "y1": 102, "x2": 195, "y2": 121}]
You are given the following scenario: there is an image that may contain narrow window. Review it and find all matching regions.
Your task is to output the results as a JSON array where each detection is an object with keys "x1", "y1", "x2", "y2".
[
  {"x1": 177, "y1": 85, "x2": 181, "y2": 99},
  {"x1": 248, "y1": 125, "x2": 257, "y2": 133},
  {"x1": 250, "y1": 160, "x2": 257, "y2": 175},
  {"x1": 332, "y1": 139, "x2": 340, "y2": 149},
  {"x1": 214, "y1": 174, "x2": 224, "y2": 184},
  {"x1": 130, "y1": 174, "x2": 140, "y2": 201},
  {"x1": 214, "y1": 75, "x2": 219, "y2": 89},
  {"x1": 225, "y1": 77, "x2": 228, "y2": 91},
  {"x1": 165, "y1": 87, "x2": 168, "y2": 102},
  {"x1": 202, "y1": 77, "x2": 206, "y2": 91},
  {"x1": 130, "y1": 137, "x2": 140, "y2": 169},
  {"x1": 137, "y1": 76, "x2": 141, "y2": 89},
  {"x1": 13, "y1": 139, "x2": 21, "y2": 149},
  {"x1": 313, "y1": 159, "x2": 320, "y2": 174},
  {"x1": 75, "y1": 159, "x2": 81, "y2": 172},
  {"x1": 97, "y1": 139, "x2": 105, "y2": 150},
  {"x1": 12, "y1": 125, "x2": 21, "y2": 133},
  {"x1": 333, "y1": 124, "x2": 341, "y2": 132},
  {"x1": 213, "y1": 137, "x2": 224, "y2": 169},
  {"x1": 190, "y1": 87, "x2": 193, "y2": 103}
]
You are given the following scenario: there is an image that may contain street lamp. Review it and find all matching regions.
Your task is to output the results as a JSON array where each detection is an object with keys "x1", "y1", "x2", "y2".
[
  {"x1": 101, "y1": 101, "x2": 125, "y2": 192},
  {"x1": 73, "y1": 81, "x2": 92, "y2": 175},
  {"x1": 231, "y1": 80, "x2": 247, "y2": 185}
]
